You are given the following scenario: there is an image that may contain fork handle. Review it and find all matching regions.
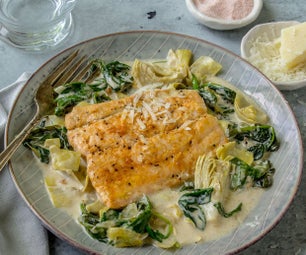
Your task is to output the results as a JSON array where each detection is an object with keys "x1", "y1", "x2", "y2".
[{"x1": 0, "y1": 117, "x2": 39, "y2": 172}]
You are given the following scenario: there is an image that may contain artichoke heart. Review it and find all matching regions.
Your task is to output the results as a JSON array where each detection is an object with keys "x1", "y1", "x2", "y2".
[
  {"x1": 45, "y1": 176, "x2": 74, "y2": 208},
  {"x1": 216, "y1": 141, "x2": 254, "y2": 165},
  {"x1": 234, "y1": 92, "x2": 268, "y2": 124},
  {"x1": 190, "y1": 56, "x2": 222, "y2": 79},
  {"x1": 44, "y1": 138, "x2": 81, "y2": 172},
  {"x1": 131, "y1": 49, "x2": 192, "y2": 88},
  {"x1": 194, "y1": 155, "x2": 231, "y2": 203},
  {"x1": 107, "y1": 227, "x2": 147, "y2": 247}
]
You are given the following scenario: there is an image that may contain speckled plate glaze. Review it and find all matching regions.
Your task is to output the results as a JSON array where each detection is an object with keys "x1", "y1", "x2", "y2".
[{"x1": 6, "y1": 31, "x2": 303, "y2": 255}]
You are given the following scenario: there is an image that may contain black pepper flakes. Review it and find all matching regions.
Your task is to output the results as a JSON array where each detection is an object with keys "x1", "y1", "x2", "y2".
[{"x1": 147, "y1": 11, "x2": 156, "y2": 19}]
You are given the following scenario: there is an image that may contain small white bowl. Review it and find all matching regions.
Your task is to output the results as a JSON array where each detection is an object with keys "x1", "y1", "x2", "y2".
[
  {"x1": 241, "y1": 21, "x2": 306, "y2": 90},
  {"x1": 185, "y1": 0, "x2": 263, "y2": 30}
]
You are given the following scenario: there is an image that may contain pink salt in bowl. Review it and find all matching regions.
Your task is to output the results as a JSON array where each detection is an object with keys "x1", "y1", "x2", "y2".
[{"x1": 185, "y1": 0, "x2": 263, "y2": 30}]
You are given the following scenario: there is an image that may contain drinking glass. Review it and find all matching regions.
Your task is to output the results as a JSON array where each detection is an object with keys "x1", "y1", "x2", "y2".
[{"x1": 0, "y1": 0, "x2": 77, "y2": 51}]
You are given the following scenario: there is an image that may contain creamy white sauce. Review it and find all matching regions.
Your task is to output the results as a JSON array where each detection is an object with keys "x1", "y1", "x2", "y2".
[
  {"x1": 40, "y1": 162, "x2": 97, "y2": 220},
  {"x1": 38, "y1": 76, "x2": 270, "y2": 246},
  {"x1": 40, "y1": 156, "x2": 264, "y2": 246},
  {"x1": 43, "y1": 158, "x2": 261, "y2": 244},
  {"x1": 148, "y1": 187, "x2": 264, "y2": 245}
]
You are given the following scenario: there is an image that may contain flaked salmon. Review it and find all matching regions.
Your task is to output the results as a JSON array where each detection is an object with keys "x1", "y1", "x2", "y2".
[{"x1": 65, "y1": 89, "x2": 227, "y2": 208}]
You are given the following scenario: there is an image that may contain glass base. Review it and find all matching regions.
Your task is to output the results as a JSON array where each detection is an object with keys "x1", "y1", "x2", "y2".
[{"x1": 0, "y1": 14, "x2": 74, "y2": 51}]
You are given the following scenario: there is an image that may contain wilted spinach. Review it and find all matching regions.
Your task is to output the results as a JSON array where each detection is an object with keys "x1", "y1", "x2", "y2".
[
  {"x1": 229, "y1": 124, "x2": 279, "y2": 160},
  {"x1": 192, "y1": 74, "x2": 236, "y2": 117},
  {"x1": 214, "y1": 202, "x2": 242, "y2": 218},
  {"x1": 23, "y1": 120, "x2": 70, "y2": 164},
  {"x1": 101, "y1": 61, "x2": 133, "y2": 92},
  {"x1": 230, "y1": 157, "x2": 275, "y2": 190},
  {"x1": 79, "y1": 195, "x2": 172, "y2": 246},
  {"x1": 54, "y1": 60, "x2": 133, "y2": 116},
  {"x1": 178, "y1": 188, "x2": 213, "y2": 230}
]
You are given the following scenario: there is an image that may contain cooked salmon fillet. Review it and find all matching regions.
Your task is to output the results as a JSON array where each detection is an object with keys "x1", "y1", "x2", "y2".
[{"x1": 65, "y1": 89, "x2": 227, "y2": 208}]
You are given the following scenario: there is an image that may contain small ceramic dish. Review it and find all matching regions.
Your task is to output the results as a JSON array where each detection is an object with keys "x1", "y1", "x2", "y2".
[
  {"x1": 185, "y1": 0, "x2": 263, "y2": 30},
  {"x1": 241, "y1": 21, "x2": 306, "y2": 90}
]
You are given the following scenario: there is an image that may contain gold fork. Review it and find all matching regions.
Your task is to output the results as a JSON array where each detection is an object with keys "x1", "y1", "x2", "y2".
[{"x1": 0, "y1": 50, "x2": 95, "y2": 171}]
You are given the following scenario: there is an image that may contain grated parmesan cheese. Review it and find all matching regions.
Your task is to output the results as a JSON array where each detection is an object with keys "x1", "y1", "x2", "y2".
[
  {"x1": 123, "y1": 89, "x2": 184, "y2": 129},
  {"x1": 246, "y1": 32, "x2": 306, "y2": 82},
  {"x1": 142, "y1": 101, "x2": 158, "y2": 121},
  {"x1": 136, "y1": 118, "x2": 146, "y2": 130},
  {"x1": 180, "y1": 119, "x2": 194, "y2": 131},
  {"x1": 133, "y1": 91, "x2": 143, "y2": 106}
]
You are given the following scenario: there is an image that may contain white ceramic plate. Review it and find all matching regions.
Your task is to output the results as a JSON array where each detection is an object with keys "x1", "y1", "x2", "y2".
[
  {"x1": 241, "y1": 21, "x2": 306, "y2": 90},
  {"x1": 6, "y1": 31, "x2": 303, "y2": 255}
]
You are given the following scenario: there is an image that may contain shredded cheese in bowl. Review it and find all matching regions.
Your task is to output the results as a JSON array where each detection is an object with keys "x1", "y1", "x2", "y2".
[
  {"x1": 241, "y1": 21, "x2": 306, "y2": 90},
  {"x1": 247, "y1": 33, "x2": 306, "y2": 82}
]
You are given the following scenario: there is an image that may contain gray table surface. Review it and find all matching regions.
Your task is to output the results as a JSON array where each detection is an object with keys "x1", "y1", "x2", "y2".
[{"x1": 1, "y1": 0, "x2": 306, "y2": 254}]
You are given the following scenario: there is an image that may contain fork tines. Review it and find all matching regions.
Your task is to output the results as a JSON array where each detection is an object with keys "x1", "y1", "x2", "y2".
[{"x1": 45, "y1": 50, "x2": 94, "y2": 89}]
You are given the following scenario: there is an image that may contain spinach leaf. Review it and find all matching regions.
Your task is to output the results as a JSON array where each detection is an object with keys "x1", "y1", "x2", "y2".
[
  {"x1": 231, "y1": 124, "x2": 279, "y2": 160},
  {"x1": 54, "y1": 81, "x2": 110, "y2": 116},
  {"x1": 54, "y1": 82, "x2": 87, "y2": 116},
  {"x1": 53, "y1": 60, "x2": 133, "y2": 116},
  {"x1": 206, "y1": 82, "x2": 236, "y2": 104},
  {"x1": 252, "y1": 160, "x2": 275, "y2": 188},
  {"x1": 79, "y1": 195, "x2": 172, "y2": 245},
  {"x1": 146, "y1": 211, "x2": 173, "y2": 242},
  {"x1": 178, "y1": 188, "x2": 213, "y2": 230},
  {"x1": 191, "y1": 75, "x2": 236, "y2": 117},
  {"x1": 125, "y1": 196, "x2": 152, "y2": 233},
  {"x1": 214, "y1": 202, "x2": 242, "y2": 218},
  {"x1": 230, "y1": 157, "x2": 275, "y2": 190},
  {"x1": 79, "y1": 203, "x2": 109, "y2": 242},
  {"x1": 191, "y1": 73, "x2": 200, "y2": 90},
  {"x1": 198, "y1": 89, "x2": 217, "y2": 110},
  {"x1": 23, "y1": 123, "x2": 70, "y2": 163},
  {"x1": 102, "y1": 61, "x2": 133, "y2": 92},
  {"x1": 101, "y1": 208, "x2": 121, "y2": 222}
]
